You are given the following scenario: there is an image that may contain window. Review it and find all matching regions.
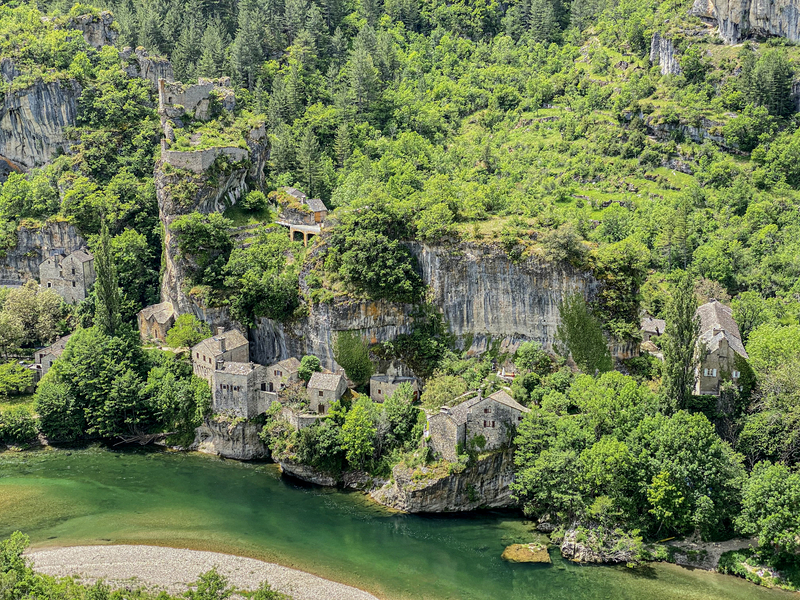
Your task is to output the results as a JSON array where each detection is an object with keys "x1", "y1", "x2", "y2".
[
  {"x1": 318, "y1": 391, "x2": 323, "y2": 397},
  {"x1": 273, "y1": 370, "x2": 277, "y2": 376},
  {"x1": 47, "y1": 282, "x2": 51, "y2": 288},
  {"x1": 377, "y1": 389, "x2": 382, "y2": 395},
  {"x1": 492, "y1": 421, "x2": 496, "y2": 428},
  {"x1": 72, "y1": 282, "x2": 76, "y2": 287},
  {"x1": 518, "y1": 416, "x2": 523, "y2": 421},
  {"x1": 484, "y1": 408, "x2": 490, "y2": 414},
  {"x1": 277, "y1": 370, "x2": 282, "y2": 377},
  {"x1": 733, "y1": 370, "x2": 740, "y2": 378},
  {"x1": 261, "y1": 383, "x2": 266, "y2": 391},
  {"x1": 483, "y1": 420, "x2": 487, "y2": 427},
  {"x1": 196, "y1": 353, "x2": 199, "y2": 359},
  {"x1": 712, "y1": 369, "x2": 717, "y2": 377},
  {"x1": 71, "y1": 268, "x2": 75, "y2": 275}
]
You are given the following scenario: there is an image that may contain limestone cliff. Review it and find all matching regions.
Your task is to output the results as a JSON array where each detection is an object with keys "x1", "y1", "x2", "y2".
[
  {"x1": 249, "y1": 243, "x2": 597, "y2": 369},
  {"x1": 650, "y1": 32, "x2": 682, "y2": 76},
  {"x1": 0, "y1": 78, "x2": 81, "y2": 170},
  {"x1": 0, "y1": 221, "x2": 86, "y2": 285},
  {"x1": 67, "y1": 11, "x2": 118, "y2": 48},
  {"x1": 690, "y1": 0, "x2": 800, "y2": 43},
  {"x1": 370, "y1": 451, "x2": 516, "y2": 512},
  {"x1": 192, "y1": 417, "x2": 269, "y2": 460},
  {"x1": 121, "y1": 47, "x2": 174, "y2": 88}
]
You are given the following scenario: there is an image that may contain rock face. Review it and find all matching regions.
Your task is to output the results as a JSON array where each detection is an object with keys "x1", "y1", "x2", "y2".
[
  {"x1": 0, "y1": 79, "x2": 81, "y2": 170},
  {"x1": 250, "y1": 244, "x2": 598, "y2": 369},
  {"x1": 370, "y1": 451, "x2": 516, "y2": 512},
  {"x1": 650, "y1": 32, "x2": 682, "y2": 76},
  {"x1": 690, "y1": 0, "x2": 800, "y2": 43},
  {"x1": 192, "y1": 418, "x2": 269, "y2": 460},
  {"x1": 121, "y1": 47, "x2": 174, "y2": 88},
  {"x1": 68, "y1": 11, "x2": 118, "y2": 48},
  {"x1": 157, "y1": 125, "x2": 268, "y2": 315},
  {"x1": 0, "y1": 221, "x2": 86, "y2": 285},
  {"x1": 278, "y1": 460, "x2": 339, "y2": 486}
]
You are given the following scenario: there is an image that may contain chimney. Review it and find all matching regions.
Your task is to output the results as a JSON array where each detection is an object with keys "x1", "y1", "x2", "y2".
[
  {"x1": 219, "y1": 336, "x2": 226, "y2": 353},
  {"x1": 216, "y1": 326, "x2": 225, "y2": 336},
  {"x1": 216, "y1": 358, "x2": 225, "y2": 371}
]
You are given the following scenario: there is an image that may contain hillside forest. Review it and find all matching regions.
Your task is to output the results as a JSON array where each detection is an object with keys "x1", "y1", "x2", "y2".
[{"x1": 0, "y1": 0, "x2": 799, "y2": 590}]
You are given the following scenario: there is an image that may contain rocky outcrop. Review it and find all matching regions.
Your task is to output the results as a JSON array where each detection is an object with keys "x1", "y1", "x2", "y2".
[
  {"x1": 690, "y1": 0, "x2": 800, "y2": 43},
  {"x1": 370, "y1": 451, "x2": 516, "y2": 512},
  {"x1": 121, "y1": 47, "x2": 174, "y2": 88},
  {"x1": 249, "y1": 243, "x2": 598, "y2": 369},
  {"x1": 0, "y1": 221, "x2": 86, "y2": 285},
  {"x1": 650, "y1": 32, "x2": 682, "y2": 76},
  {"x1": 0, "y1": 79, "x2": 81, "y2": 170},
  {"x1": 192, "y1": 418, "x2": 269, "y2": 460},
  {"x1": 157, "y1": 124, "x2": 268, "y2": 314},
  {"x1": 278, "y1": 460, "x2": 339, "y2": 486},
  {"x1": 68, "y1": 11, "x2": 118, "y2": 48},
  {"x1": 560, "y1": 528, "x2": 641, "y2": 564}
]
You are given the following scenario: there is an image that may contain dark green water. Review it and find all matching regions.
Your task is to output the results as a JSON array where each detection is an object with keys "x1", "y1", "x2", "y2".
[{"x1": 0, "y1": 447, "x2": 790, "y2": 600}]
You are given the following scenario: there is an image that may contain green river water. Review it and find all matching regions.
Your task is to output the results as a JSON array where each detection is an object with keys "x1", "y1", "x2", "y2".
[{"x1": 0, "y1": 447, "x2": 791, "y2": 600}]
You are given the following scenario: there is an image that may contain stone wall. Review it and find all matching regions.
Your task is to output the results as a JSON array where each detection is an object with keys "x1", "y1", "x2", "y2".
[
  {"x1": 466, "y1": 397, "x2": 523, "y2": 452},
  {"x1": 426, "y1": 412, "x2": 461, "y2": 462},
  {"x1": 161, "y1": 144, "x2": 249, "y2": 174}
]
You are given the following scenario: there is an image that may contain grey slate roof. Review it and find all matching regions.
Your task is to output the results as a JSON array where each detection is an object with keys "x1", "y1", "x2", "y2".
[
  {"x1": 138, "y1": 301, "x2": 175, "y2": 324},
  {"x1": 371, "y1": 374, "x2": 417, "y2": 384},
  {"x1": 305, "y1": 198, "x2": 327, "y2": 213},
  {"x1": 641, "y1": 315, "x2": 666, "y2": 336},
  {"x1": 275, "y1": 357, "x2": 302, "y2": 372},
  {"x1": 307, "y1": 371, "x2": 346, "y2": 391},
  {"x1": 696, "y1": 301, "x2": 748, "y2": 359},
  {"x1": 192, "y1": 329, "x2": 248, "y2": 357},
  {"x1": 215, "y1": 361, "x2": 258, "y2": 375},
  {"x1": 39, "y1": 334, "x2": 72, "y2": 360},
  {"x1": 447, "y1": 394, "x2": 483, "y2": 427},
  {"x1": 488, "y1": 389, "x2": 531, "y2": 413},
  {"x1": 68, "y1": 249, "x2": 94, "y2": 263},
  {"x1": 283, "y1": 186, "x2": 307, "y2": 201}
]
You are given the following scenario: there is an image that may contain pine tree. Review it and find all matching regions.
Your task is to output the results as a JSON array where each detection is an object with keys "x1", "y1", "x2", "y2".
[
  {"x1": 528, "y1": 0, "x2": 558, "y2": 44},
  {"x1": 348, "y1": 44, "x2": 378, "y2": 113},
  {"x1": 172, "y1": 15, "x2": 203, "y2": 81},
  {"x1": 284, "y1": 0, "x2": 309, "y2": 44},
  {"x1": 334, "y1": 121, "x2": 350, "y2": 168},
  {"x1": 297, "y1": 127, "x2": 322, "y2": 196},
  {"x1": 94, "y1": 223, "x2": 121, "y2": 337},
  {"x1": 197, "y1": 19, "x2": 228, "y2": 78},
  {"x1": 661, "y1": 271, "x2": 699, "y2": 413},
  {"x1": 230, "y1": 0, "x2": 264, "y2": 88}
]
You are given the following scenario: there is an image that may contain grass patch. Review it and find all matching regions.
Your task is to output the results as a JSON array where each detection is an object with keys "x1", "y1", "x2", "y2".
[{"x1": 0, "y1": 394, "x2": 35, "y2": 413}]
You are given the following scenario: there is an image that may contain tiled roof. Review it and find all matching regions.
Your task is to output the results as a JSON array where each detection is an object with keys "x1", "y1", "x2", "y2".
[
  {"x1": 641, "y1": 315, "x2": 666, "y2": 335},
  {"x1": 447, "y1": 394, "x2": 483, "y2": 427},
  {"x1": 307, "y1": 371, "x2": 346, "y2": 391},
  {"x1": 488, "y1": 389, "x2": 530, "y2": 413},
  {"x1": 40, "y1": 334, "x2": 72, "y2": 359},
  {"x1": 696, "y1": 301, "x2": 748, "y2": 359},
  {"x1": 192, "y1": 329, "x2": 248, "y2": 357},
  {"x1": 68, "y1": 249, "x2": 94, "y2": 263},
  {"x1": 305, "y1": 198, "x2": 327, "y2": 213},
  {"x1": 371, "y1": 374, "x2": 416, "y2": 384},
  {"x1": 283, "y1": 186, "x2": 307, "y2": 201},
  {"x1": 215, "y1": 361, "x2": 258, "y2": 375},
  {"x1": 138, "y1": 301, "x2": 175, "y2": 324},
  {"x1": 275, "y1": 356, "x2": 301, "y2": 372}
]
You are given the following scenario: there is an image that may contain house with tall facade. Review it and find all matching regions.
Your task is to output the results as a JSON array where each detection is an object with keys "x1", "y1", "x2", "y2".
[
  {"x1": 211, "y1": 360, "x2": 276, "y2": 419},
  {"x1": 191, "y1": 328, "x2": 249, "y2": 383},
  {"x1": 265, "y1": 357, "x2": 301, "y2": 392},
  {"x1": 39, "y1": 249, "x2": 96, "y2": 303},
  {"x1": 426, "y1": 389, "x2": 530, "y2": 461},
  {"x1": 640, "y1": 315, "x2": 666, "y2": 342},
  {"x1": 307, "y1": 371, "x2": 348, "y2": 415},
  {"x1": 137, "y1": 301, "x2": 175, "y2": 343},
  {"x1": 369, "y1": 374, "x2": 419, "y2": 403},
  {"x1": 694, "y1": 300, "x2": 748, "y2": 396}
]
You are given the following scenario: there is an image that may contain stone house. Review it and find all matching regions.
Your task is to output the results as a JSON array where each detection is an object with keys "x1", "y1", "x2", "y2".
[
  {"x1": 191, "y1": 328, "x2": 249, "y2": 383},
  {"x1": 265, "y1": 357, "x2": 302, "y2": 392},
  {"x1": 39, "y1": 249, "x2": 96, "y2": 304},
  {"x1": 369, "y1": 374, "x2": 419, "y2": 403},
  {"x1": 640, "y1": 315, "x2": 666, "y2": 342},
  {"x1": 694, "y1": 300, "x2": 749, "y2": 396},
  {"x1": 304, "y1": 198, "x2": 328, "y2": 224},
  {"x1": 211, "y1": 360, "x2": 275, "y2": 419},
  {"x1": 32, "y1": 334, "x2": 72, "y2": 381},
  {"x1": 307, "y1": 371, "x2": 348, "y2": 415},
  {"x1": 426, "y1": 389, "x2": 530, "y2": 462},
  {"x1": 137, "y1": 301, "x2": 175, "y2": 343}
]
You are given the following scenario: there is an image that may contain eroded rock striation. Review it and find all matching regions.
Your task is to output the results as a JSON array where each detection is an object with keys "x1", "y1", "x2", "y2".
[
  {"x1": 0, "y1": 79, "x2": 81, "y2": 170},
  {"x1": 370, "y1": 451, "x2": 516, "y2": 512},
  {"x1": 650, "y1": 32, "x2": 682, "y2": 76},
  {"x1": 690, "y1": 0, "x2": 800, "y2": 43}
]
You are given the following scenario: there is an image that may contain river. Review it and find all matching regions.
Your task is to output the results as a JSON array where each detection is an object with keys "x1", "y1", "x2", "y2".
[{"x1": 0, "y1": 447, "x2": 790, "y2": 600}]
